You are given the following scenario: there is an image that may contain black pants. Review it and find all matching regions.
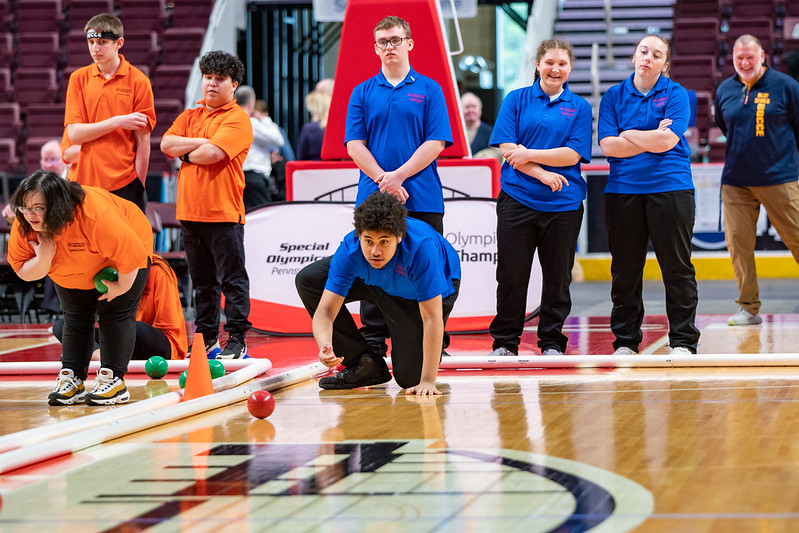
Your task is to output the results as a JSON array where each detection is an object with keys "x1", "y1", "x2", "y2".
[
  {"x1": 360, "y1": 210, "x2": 445, "y2": 354},
  {"x1": 181, "y1": 220, "x2": 251, "y2": 343},
  {"x1": 53, "y1": 318, "x2": 171, "y2": 360},
  {"x1": 604, "y1": 190, "x2": 700, "y2": 352},
  {"x1": 295, "y1": 256, "x2": 459, "y2": 389},
  {"x1": 490, "y1": 191, "x2": 583, "y2": 353},
  {"x1": 111, "y1": 177, "x2": 146, "y2": 213},
  {"x1": 54, "y1": 262, "x2": 150, "y2": 380},
  {"x1": 243, "y1": 169, "x2": 272, "y2": 210}
]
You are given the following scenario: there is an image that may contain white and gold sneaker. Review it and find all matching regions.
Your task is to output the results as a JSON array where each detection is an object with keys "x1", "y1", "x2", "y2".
[
  {"x1": 48, "y1": 369, "x2": 86, "y2": 406},
  {"x1": 85, "y1": 368, "x2": 130, "y2": 406}
]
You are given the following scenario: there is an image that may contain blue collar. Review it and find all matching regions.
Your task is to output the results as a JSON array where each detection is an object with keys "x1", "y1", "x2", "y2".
[
  {"x1": 532, "y1": 78, "x2": 574, "y2": 103},
  {"x1": 376, "y1": 66, "x2": 418, "y2": 88},
  {"x1": 622, "y1": 72, "x2": 669, "y2": 97}
]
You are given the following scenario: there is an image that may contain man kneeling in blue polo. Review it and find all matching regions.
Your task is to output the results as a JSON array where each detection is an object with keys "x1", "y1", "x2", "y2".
[{"x1": 295, "y1": 193, "x2": 461, "y2": 396}]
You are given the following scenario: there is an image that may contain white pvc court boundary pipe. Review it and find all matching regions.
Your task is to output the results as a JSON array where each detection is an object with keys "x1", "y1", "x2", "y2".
[
  {"x1": 0, "y1": 359, "x2": 255, "y2": 375},
  {"x1": 0, "y1": 362, "x2": 326, "y2": 474},
  {"x1": 0, "y1": 360, "x2": 272, "y2": 455},
  {"x1": 425, "y1": 354, "x2": 799, "y2": 369}
]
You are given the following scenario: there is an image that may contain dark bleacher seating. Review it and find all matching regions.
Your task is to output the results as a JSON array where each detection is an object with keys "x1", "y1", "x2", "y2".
[
  {"x1": 0, "y1": 102, "x2": 23, "y2": 141},
  {"x1": 171, "y1": 0, "x2": 213, "y2": 28},
  {"x1": 13, "y1": 68, "x2": 59, "y2": 110},
  {"x1": 0, "y1": 138, "x2": 19, "y2": 174},
  {"x1": 25, "y1": 103, "x2": 66, "y2": 139},
  {"x1": 121, "y1": 29, "x2": 159, "y2": 72},
  {"x1": 66, "y1": 29, "x2": 89, "y2": 68},
  {"x1": 153, "y1": 98, "x2": 182, "y2": 138},
  {"x1": 66, "y1": 0, "x2": 114, "y2": 27},
  {"x1": 160, "y1": 27, "x2": 204, "y2": 65},
  {"x1": 726, "y1": 17, "x2": 775, "y2": 53},
  {"x1": 16, "y1": 0, "x2": 65, "y2": 35},
  {"x1": 0, "y1": 31, "x2": 13, "y2": 68},
  {"x1": 671, "y1": 55, "x2": 720, "y2": 93},
  {"x1": 0, "y1": 67, "x2": 12, "y2": 103},
  {"x1": 672, "y1": 18, "x2": 722, "y2": 57},
  {"x1": 726, "y1": 0, "x2": 775, "y2": 19},
  {"x1": 16, "y1": 32, "x2": 62, "y2": 69},
  {"x1": 675, "y1": 0, "x2": 720, "y2": 18},
  {"x1": 119, "y1": 0, "x2": 167, "y2": 35},
  {"x1": 152, "y1": 63, "x2": 192, "y2": 102}
]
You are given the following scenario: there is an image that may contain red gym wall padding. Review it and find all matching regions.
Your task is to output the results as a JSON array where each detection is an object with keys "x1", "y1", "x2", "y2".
[{"x1": 320, "y1": 0, "x2": 468, "y2": 160}]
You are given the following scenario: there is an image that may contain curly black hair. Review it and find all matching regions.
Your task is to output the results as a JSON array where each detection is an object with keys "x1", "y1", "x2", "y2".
[
  {"x1": 10, "y1": 170, "x2": 85, "y2": 238},
  {"x1": 199, "y1": 51, "x2": 245, "y2": 85},
  {"x1": 353, "y1": 192, "x2": 407, "y2": 237}
]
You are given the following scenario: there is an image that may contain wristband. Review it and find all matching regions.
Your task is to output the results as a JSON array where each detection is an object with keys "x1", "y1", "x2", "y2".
[{"x1": 179, "y1": 152, "x2": 192, "y2": 164}]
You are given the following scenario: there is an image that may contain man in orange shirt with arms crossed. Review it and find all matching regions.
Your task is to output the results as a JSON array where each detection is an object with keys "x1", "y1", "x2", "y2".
[
  {"x1": 64, "y1": 13, "x2": 155, "y2": 212},
  {"x1": 161, "y1": 51, "x2": 253, "y2": 359}
]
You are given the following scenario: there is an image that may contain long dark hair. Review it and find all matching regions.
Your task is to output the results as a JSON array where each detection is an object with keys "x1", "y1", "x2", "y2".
[{"x1": 9, "y1": 170, "x2": 85, "y2": 237}]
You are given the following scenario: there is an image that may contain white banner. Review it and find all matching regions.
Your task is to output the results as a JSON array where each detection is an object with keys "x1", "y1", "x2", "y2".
[{"x1": 244, "y1": 199, "x2": 542, "y2": 334}]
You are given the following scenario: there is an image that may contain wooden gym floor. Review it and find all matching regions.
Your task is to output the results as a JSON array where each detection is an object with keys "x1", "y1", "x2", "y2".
[{"x1": 2, "y1": 303, "x2": 799, "y2": 531}]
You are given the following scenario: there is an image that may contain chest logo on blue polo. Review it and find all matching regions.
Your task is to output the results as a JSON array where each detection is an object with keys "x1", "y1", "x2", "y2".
[
  {"x1": 653, "y1": 96, "x2": 667, "y2": 107},
  {"x1": 408, "y1": 93, "x2": 425, "y2": 104},
  {"x1": 394, "y1": 264, "x2": 408, "y2": 277},
  {"x1": 559, "y1": 106, "x2": 577, "y2": 117}
]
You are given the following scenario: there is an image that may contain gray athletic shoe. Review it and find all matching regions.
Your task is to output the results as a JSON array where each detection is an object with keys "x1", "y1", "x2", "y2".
[
  {"x1": 728, "y1": 308, "x2": 762, "y2": 326},
  {"x1": 488, "y1": 346, "x2": 516, "y2": 357},
  {"x1": 542, "y1": 348, "x2": 564, "y2": 356},
  {"x1": 613, "y1": 346, "x2": 638, "y2": 356}
]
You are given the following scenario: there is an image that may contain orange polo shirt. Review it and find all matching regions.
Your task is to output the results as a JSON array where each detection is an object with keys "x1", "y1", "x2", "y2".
[
  {"x1": 165, "y1": 99, "x2": 252, "y2": 223},
  {"x1": 64, "y1": 54, "x2": 156, "y2": 191},
  {"x1": 7, "y1": 187, "x2": 153, "y2": 290},
  {"x1": 137, "y1": 256, "x2": 188, "y2": 359}
]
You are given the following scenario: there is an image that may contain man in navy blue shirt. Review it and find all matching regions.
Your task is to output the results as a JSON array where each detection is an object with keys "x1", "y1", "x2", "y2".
[
  {"x1": 715, "y1": 34, "x2": 799, "y2": 326},
  {"x1": 295, "y1": 193, "x2": 461, "y2": 396}
]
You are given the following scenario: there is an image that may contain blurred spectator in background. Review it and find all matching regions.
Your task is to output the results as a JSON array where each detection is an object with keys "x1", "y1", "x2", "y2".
[
  {"x1": 255, "y1": 100, "x2": 294, "y2": 201},
  {"x1": 298, "y1": 90, "x2": 331, "y2": 161},
  {"x1": 236, "y1": 85, "x2": 284, "y2": 209},
  {"x1": 461, "y1": 92, "x2": 494, "y2": 155}
]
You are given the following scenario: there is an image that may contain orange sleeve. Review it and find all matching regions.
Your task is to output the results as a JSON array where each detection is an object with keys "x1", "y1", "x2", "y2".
[
  {"x1": 6, "y1": 219, "x2": 36, "y2": 273},
  {"x1": 63, "y1": 67, "x2": 88, "y2": 127},
  {"x1": 164, "y1": 108, "x2": 189, "y2": 138},
  {"x1": 209, "y1": 108, "x2": 253, "y2": 161},
  {"x1": 132, "y1": 67, "x2": 156, "y2": 133}
]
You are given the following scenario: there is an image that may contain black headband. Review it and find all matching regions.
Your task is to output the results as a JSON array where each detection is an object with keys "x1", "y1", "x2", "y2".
[{"x1": 86, "y1": 30, "x2": 120, "y2": 40}]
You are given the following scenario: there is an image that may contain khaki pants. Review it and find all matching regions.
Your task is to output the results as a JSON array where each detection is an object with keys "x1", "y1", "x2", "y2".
[{"x1": 722, "y1": 181, "x2": 799, "y2": 314}]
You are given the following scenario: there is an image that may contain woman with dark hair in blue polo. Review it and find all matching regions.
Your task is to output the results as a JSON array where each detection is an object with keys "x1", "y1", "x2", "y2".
[
  {"x1": 597, "y1": 35, "x2": 700, "y2": 356},
  {"x1": 488, "y1": 39, "x2": 592, "y2": 357}
]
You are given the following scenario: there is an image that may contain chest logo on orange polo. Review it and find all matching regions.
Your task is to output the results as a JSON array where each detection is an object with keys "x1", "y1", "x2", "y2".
[
  {"x1": 115, "y1": 87, "x2": 133, "y2": 96},
  {"x1": 66, "y1": 241, "x2": 88, "y2": 252}
]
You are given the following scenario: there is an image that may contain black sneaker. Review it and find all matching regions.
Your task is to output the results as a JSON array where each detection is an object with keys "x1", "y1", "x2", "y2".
[
  {"x1": 318, "y1": 354, "x2": 391, "y2": 389},
  {"x1": 218, "y1": 337, "x2": 249, "y2": 359}
]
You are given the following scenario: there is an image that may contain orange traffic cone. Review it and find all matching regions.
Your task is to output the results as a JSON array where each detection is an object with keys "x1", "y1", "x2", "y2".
[{"x1": 182, "y1": 332, "x2": 215, "y2": 402}]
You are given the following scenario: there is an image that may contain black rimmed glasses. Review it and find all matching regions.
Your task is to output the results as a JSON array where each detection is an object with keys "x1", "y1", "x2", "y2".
[{"x1": 375, "y1": 37, "x2": 409, "y2": 49}]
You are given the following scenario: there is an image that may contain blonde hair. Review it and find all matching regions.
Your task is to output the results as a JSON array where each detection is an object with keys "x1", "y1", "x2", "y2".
[{"x1": 305, "y1": 90, "x2": 331, "y2": 129}]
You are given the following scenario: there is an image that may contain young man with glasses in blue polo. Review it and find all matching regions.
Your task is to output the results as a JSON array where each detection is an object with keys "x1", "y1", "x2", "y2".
[{"x1": 344, "y1": 15, "x2": 453, "y2": 360}]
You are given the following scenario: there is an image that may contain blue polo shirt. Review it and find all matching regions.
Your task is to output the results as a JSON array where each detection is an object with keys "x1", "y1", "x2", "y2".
[
  {"x1": 598, "y1": 73, "x2": 694, "y2": 194},
  {"x1": 714, "y1": 67, "x2": 799, "y2": 188},
  {"x1": 345, "y1": 67, "x2": 453, "y2": 213},
  {"x1": 490, "y1": 80, "x2": 592, "y2": 212},
  {"x1": 325, "y1": 218, "x2": 461, "y2": 302}
]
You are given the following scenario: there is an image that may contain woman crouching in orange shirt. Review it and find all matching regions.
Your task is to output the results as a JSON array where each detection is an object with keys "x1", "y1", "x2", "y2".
[
  {"x1": 7, "y1": 170, "x2": 152, "y2": 406},
  {"x1": 52, "y1": 255, "x2": 189, "y2": 362}
]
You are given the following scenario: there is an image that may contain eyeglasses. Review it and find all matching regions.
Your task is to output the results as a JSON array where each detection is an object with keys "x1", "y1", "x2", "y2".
[
  {"x1": 17, "y1": 206, "x2": 46, "y2": 216},
  {"x1": 374, "y1": 37, "x2": 409, "y2": 49}
]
